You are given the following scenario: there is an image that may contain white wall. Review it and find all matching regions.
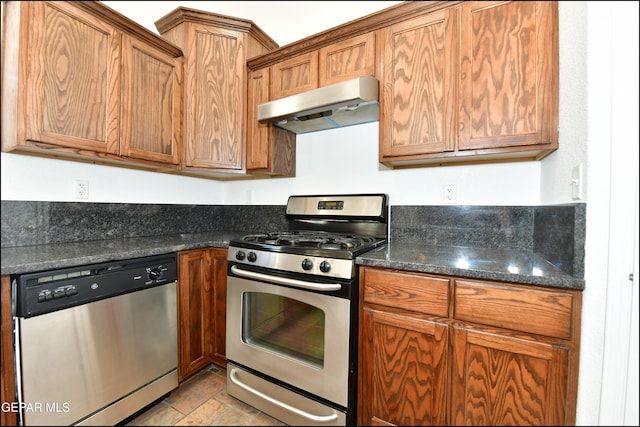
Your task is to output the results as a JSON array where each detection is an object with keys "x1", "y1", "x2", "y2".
[{"x1": 2, "y1": 2, "x2": 638, "y2": 425}]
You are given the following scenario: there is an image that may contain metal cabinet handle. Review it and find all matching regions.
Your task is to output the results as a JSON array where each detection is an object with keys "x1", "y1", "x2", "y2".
[
  {"x1": 230, "y1": 265, "x2": 341, "y2": 291},
  {"x1": 229, "y1": 368, "x2": 339, "y2": 423}
]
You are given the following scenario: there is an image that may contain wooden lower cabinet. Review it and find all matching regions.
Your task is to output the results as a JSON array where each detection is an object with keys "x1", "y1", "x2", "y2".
[
  {"x1": 358, "y1": 267, "x2": 581, "y2": 426},
  {"x1": 177, "y1": 248, "x2": 228, "y2": 381},
  {"x1": 360, "y1": 307, "x2": 449, "y2": 425},
  {"x1": 450, "y1": 324, "x2": 572, "y2": 425},
  {"x1": 1, "y1": 275, "x2": 17, "y2": 427}
]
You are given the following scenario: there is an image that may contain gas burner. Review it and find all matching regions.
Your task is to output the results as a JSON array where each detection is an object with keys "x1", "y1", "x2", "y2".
[{"x1": 239, "y1": 231, "x2": 381, "y2": 254}]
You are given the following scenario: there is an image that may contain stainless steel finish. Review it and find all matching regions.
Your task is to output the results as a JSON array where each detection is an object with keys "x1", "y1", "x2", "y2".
[
  {"x1": 16, "y1": 282, "x2": 178, "y2": 426},
  {"x1": 227, "y1": 365, "x2": 346, "y2": 426},
  {"x1": 76, "y1": 370, "x2": 178, "y2": 426},
  {"x1": 286, "y1": 193, "x2": 385, "y2": 217},
  {"x1": 227, "y1": 248, "x2": 354, "y2": 279},
  {"x1": 257, "y1": 76, "x2": 379, "y2": 134},
  {"x1": 230, "y1": 265, "x2": 342, "y2": 291},
  {"x1": 226, "y1": 276, "x2": 351, "y2": 406}
]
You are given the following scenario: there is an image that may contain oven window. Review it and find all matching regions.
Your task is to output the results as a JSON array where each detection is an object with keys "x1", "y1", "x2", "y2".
[{"x1": 242, "y1": 292, "x2": 325, "y2": 369}]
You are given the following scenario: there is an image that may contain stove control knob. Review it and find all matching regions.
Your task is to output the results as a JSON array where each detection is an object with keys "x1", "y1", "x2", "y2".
[
  {"x1": 247, "y1": 252, "x2": 258, "y2": 262},
  {"x1": 319, "y1": 260, "x2": 331, "y2": 273},
  {"x1": 235, "y1": 250, "x2": 246, "y2": 261},
  {"x1": 301, "y1": 258, "x2": 313, "y2": 271}
]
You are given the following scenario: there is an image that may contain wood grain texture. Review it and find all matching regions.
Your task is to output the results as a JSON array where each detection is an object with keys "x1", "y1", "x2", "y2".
[
  {"x1": 367, "y1": 308, "x2": 449, "y2": 426},
  {"x1": 270, "y1": 51, "x2": 319, "y2": 99},
  {"x1": 246, "y1": 69, "x2": 296, "y2": 176},
  {"x1": 121, "y1": 35, "x2": 182, "y2": 165},
  {"x1": 458, "y1": 1, "x2": 558, "y2": 150},
  {"x1": 184, "y1": 25, "x2": 244, "y2": 169},
  {"x1": 454, "y1": 279, "x2": 575, "y2": 340},
  {"x1": 380, "y1": 8, "x2": 457, "y2": 159},
  {"x1": 27, "y1": 1, "x2": 120, "y2": 153},
  {"x1": 364, "y1": 267, "x2": 450, "y2": 317},
  {"x1": 450, "y1": 325, "x2": 570, "y2": 425},
  {"x1": 210, "y1": 248, "x2": 228, "y2": 367},
  {"x1": 1, "y1": 276, "x2": 17, "y2": 427},
  {"x1": 178, "y1": 249, "x2": 212, "y2": 381},
  {"x1": 359, "y1": 266, "x2": 580, "y2": 425},
  {"x1": 319, "y1": 32, "x2": 377, "y2": 86}
]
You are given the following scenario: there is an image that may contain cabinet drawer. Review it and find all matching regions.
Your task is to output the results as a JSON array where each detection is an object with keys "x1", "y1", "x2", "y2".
[
  {"x1": 454, "y1": 280, "x2": 575, "y2": 339},
  {"x1": 362, "y1": 268, "x2": 449, "y2": 317}
]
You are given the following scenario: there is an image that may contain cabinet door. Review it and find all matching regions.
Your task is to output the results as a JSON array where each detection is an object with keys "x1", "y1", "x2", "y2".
[
  {"x1": 246, "y1": 68, "x2": 296, "y2": 176},
  {"x1": 247, "y1": 68, "x2": 271, "y2": 170},
  {"x1": 25, "y1": 1, "x2": 120, "y2": 154},
  {"x1": 360, "y1": 307, "x2": 448, "y2": 426},
  {"x1": 270, "y1": 51, "x2": 319, "y2": 100},
  {"x1": 210, "y1": 248, "x2": 228, "y2": 367},
  {"x1": 121, "y1": 35, "x2": 182, "y2": 165},
  {"x1": 183, "y1": 24, "x2": 245, "y2": 170},
  {"x1": 178, "y1": 249, "x2": 212, "y2": 381},
  {"x1": 380, "y1": 8, "x2": 458, "y2": 160},
  {"x1": 450, "y1": 325, "x2": 571, "y2": 425},
  {"x1": 458, "y1": 1, "x2": 558, "y2": 151},
  {"x1": 319, "y1": 32, "x2": 377, "y2": 86}
]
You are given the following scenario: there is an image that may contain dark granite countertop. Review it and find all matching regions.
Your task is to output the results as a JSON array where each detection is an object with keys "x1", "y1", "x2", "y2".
[
  {"x1": 0, "y1": 232, "x2": 241, "y2": 275},
  {"x1": 2, "y1": 233, "x2": 585, "y2": 291},
  {"x1": 356, "y1": 242, "x2": 585, "y2": 290}
]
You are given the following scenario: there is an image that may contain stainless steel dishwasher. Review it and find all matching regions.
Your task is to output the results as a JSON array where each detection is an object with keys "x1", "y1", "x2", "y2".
[{"x1": 12, "y1": 253, "x2": 178, "y2": 426}]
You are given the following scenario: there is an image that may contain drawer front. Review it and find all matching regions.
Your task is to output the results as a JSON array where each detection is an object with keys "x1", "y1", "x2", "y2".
[
  {"x1": 363, "y1": 268, "x2": 449, "y2": 317},
  {"x1": 454, "y1": 279, "x2": 575, "y2": 339}
]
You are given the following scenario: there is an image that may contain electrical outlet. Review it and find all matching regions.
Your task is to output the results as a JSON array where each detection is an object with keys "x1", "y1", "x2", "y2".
[
  {"x1": 75, "y1": 180, "x2": 89, "y2": 199},
  {"x1": 444, "y1": 184, "x2": 456, "y2": 204}
]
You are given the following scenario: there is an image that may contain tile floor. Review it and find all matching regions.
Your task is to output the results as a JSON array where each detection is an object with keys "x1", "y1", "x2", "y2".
[{"x1": 124, "y1": 364, "x2": 286, "y2": 426}]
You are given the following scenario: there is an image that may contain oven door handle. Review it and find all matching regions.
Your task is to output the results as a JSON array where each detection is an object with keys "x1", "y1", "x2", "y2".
[
  {"x1": 229, "y1": 368, "x2": 340, "y2": 423},
  {"x1": 230, "y1": 265, "x2": 342, "y2": 291}
]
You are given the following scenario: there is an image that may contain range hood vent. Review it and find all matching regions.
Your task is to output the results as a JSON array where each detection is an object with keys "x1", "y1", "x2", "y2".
[{"x1": 257, "y1": 75, "x2": 379, "y2": 135}]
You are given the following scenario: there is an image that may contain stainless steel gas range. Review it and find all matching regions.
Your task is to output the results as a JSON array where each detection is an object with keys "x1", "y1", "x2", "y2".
[{"x1": 226, "y1": 194, "x2": 389, "y2": 426}]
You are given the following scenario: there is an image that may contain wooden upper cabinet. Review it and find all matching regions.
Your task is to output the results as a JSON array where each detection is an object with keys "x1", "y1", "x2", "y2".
[
  {"x1": 270, "y1": 51, "x2": 319, "y2": 100},
  {"x1": 156, "y1": 8, "x2": 278, "y2": 177},
  {"x1": 246, "y1": 68, "x2": 296, "y2": 176},
  {"x1": 10, "y1": 1, "x2": 121, "y2": 154},
  {"x1": 379, "y1": 0, "x2": 559, "y2": 167},
  {"x1": 121, "y1": 35, "x2": 182, "y2": 165},
  {"x1": 176, "y1": 23, "x2": 246, "y2": 171},
  {"x1": 458, "y1": 1, "x2": 558, "y2": 152},
  {"x1": 319, "y1": 32, "x2": 377, "y2": 86},
  {"x1": 1, "y1": 1, "x2": 183, "y2": 169},
  {"x1": 380, "y1": 8, "x2": 458, "y2": 160}
]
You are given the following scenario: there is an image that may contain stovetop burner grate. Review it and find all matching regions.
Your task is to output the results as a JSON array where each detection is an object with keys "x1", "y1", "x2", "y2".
[{"x1": 240, "y1": 231, "x2": 380, "y2": 252}]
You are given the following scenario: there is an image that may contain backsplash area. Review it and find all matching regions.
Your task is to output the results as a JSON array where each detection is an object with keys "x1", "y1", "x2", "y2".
[
  {"x1": 1, "y1": 201, "x2": 585, "y2": 278},
  {"x1": 390, "y1": 204, "x2": 585, "y2": 277}
]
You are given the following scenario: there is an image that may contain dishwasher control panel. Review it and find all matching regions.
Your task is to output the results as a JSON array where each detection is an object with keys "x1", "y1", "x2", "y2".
[{"x1": 14, "y1": 253, "x2": 177, "y2": 318}]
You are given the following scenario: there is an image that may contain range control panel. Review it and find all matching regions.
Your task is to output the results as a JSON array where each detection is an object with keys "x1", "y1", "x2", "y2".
[{"x1": 14, "y1": 253, "x2": 177, "y2": 318}]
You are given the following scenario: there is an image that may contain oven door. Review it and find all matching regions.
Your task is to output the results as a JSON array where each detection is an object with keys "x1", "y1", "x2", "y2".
[{"x1": 226, "y1": 267, "x2": 351, "y2": 408}]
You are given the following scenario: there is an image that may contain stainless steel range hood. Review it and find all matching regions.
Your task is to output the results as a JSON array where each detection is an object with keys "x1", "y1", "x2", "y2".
[{"x1": 257, "y1": 75, "x2": 379, "y2": 134}]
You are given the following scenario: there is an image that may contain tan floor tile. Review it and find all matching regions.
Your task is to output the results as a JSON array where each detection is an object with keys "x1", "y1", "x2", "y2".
[
  {"x1": 166, "y1": 370, "x2": 226, "y2": 414},
  {"x1": 174, "y1": 398, "x2": 227, "y2": 426},
  {"x1": 126, "y1": 402, "x2": 185, "y2": 426},
  {"x1": 203, "y1": 406, "x2": 255, "y2": 426}
]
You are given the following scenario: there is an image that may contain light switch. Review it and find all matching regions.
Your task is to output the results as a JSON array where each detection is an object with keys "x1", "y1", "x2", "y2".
[{"x1": 571, "y1": 163, "x2": 584, "y2": 200}]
